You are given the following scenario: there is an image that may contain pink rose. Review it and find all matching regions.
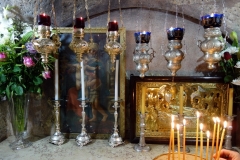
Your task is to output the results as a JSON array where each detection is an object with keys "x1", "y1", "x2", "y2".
[
  {"x1": 0, "y1": 52, "x2": 6, "y2": 61},
  {"x1": 42, "y1": 70, "x2": 51, "y2": 79},
  {"x1": 23, "y1": 56, "x2": 35, "y2": 67}
]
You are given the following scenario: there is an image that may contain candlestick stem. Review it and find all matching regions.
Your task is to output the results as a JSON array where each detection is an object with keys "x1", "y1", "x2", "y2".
[
  {"x1": 109, "y1": 99, "x2": 124, "y2": 147},
  {"x1": 224, "y1": 115, "x2": 238, "y2": 152},
  {"x1": 134, "y1": 113, "x2": 151, "y2": 152},
  {"x1": 49, "y1": 100, "x2": 65, "y2": 145},
  {"x1": 76, "y1": 99, "x2": 91, "y2": 147}
]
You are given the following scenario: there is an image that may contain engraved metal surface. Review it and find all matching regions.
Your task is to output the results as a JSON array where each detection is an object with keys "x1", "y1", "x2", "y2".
[{"x1": 135, "y1": 81, "x2": 228, "y2": 139}]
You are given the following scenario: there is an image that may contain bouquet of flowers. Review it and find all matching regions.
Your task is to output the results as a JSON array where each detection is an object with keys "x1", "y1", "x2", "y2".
[
  {"x1": 0, "y1": 5, "x2": 54, "y2": 100},
  {"x1": 219, "y1": 31, "x2": 240, "y2": 101}
]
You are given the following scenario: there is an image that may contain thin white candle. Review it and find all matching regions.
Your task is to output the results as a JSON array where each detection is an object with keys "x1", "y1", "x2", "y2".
[
  {"x1": 216, "y1": 117, "x2": 221, "y2": 153},
  {"x1": 80, "y1": 61, "x2": 85, "y2": 100},
  {"x1": 179, "y1": 86, "x2": 183, "y2": 115},
  {"x1": 114, "y1": 60, "x2": 119, "y2": 101},
  {"x1": 54, "y1": 59, "x2": 59, "y2": 100}
]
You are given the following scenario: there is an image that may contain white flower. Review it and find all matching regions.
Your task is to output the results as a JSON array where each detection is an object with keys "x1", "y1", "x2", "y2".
[
  {"x1": 220, "y1": 46, "x2": 239, "y2": 57},
  {"x1": 235, "y1": 61, "x2": 240, "y2": 68},
  {"x1": 232, "y1": 77, "x2": 240, "y2": 85}
]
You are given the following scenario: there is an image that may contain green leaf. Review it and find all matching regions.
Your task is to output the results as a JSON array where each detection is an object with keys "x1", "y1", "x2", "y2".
[
  {"x1": 33, "y1": 77, "x2": 43, "y2": 85},
  {"x1": 0, "y1": 74, "x2": 6, "y2": 82},
  {"x1": 13, "y1": 65, "x2": 21, "y2": 72},
  {"x1": 19, "y1": 31, "x2": 33, "y2": 44}
]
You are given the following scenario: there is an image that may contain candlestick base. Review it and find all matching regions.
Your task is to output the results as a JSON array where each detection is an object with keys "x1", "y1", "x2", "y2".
[
  {"x1": 134, "y1": 143, "x2": 151, "y2": 152},
  {"x1": 108, "y1": 99, "x2": 124, "y2": 147},
  {"x1": 224, "y1": 115, "x2": 237, "y2": 152},
  {"x1": 49, "y1": 99, "x2": 65, "y2": 145},
  {"x1": 49, "y1": 132, "x2": 65, "y2": 145},
  {"x1": 76, "y1": 98, "x2": 92, "y2": 147}
]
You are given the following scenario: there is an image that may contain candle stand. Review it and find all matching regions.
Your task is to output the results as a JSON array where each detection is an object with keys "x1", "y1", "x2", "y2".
[
  {"x1": 134, "y1": 113, "x2": 150, "y2": 152},
  {"x1": 49, "y1": 100, "x2": 65, "y2": 145},
  {"x1": 109, "y1": 99, "x2": 124, "y2": 147},
  {"x1": 174, "y1": 114, "x2": 190, "y2": 153},
  {"x1": 76, "y1": 99, "x2": 91, "y2": 147},
  {"x1": 224, "y1": 115, "x2": 238, "y2": 152}
]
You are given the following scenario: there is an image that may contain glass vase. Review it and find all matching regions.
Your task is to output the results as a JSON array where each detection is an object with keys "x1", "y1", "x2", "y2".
[{"x1": 8, "y1": 93, "x2": 32, "y2": 150}]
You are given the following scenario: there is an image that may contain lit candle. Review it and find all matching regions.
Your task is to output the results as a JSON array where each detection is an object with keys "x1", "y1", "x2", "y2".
[
  {"x1": 177, "y1": 124, "x2": 180, "y2": 160},
  {"x1": 179, "y1": 86, "x2": 183, "y2": 115},
  {"x1": 228, "y1": 88, "x2": 233, "y2": 116},
  {"x1": 216, "y1": 121, "x2": 227, "y2": 160},
  {"x1": 200, "y1": 123, "x2": 203, "y2": 160},
  {"x1": 37, "y1": 13, "x2": 51, "y2": 26},
  {"x1": 169, "y1": 121, "x2": 174, "y2": 160},
  {"x1": 114, "y1": 60, "x2": 119, "y2": 101},
  {"x1": 54, "y1": 59, "x2": 59, "y2": 100},
  {"x1": 210, "y1": 117, "x2": 217, "y2": 160},
  {"x1": 80, "y1": 61, "x2": 85, "y2": 100},
  {"x1": 206, "y1": 131, "x2": 210, "y2": 160},
  {"x1": 172, "y1": 122, "x2": 175, "y2": 160},
  {"x1": 108, "y1": 20, "x2": 118, "y2": 31},
  {"x1": 183, "y1": 119, "x2": 186, "y2": 160},
  {"x1": 74, "y1": 17, "x2": 85, "y2": 28},
  {"x1": 195, "y1": 111, "x2": 200, "y2": 160},
  {"x1": 215, "y1": 118, "x2": 221, "y2": 153},
  {"x1": 167, "y1": 27, "x2": 185, "y2": 40}
]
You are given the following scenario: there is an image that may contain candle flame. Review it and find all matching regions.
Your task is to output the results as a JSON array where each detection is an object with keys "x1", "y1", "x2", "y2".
[
  {"x1": 80, "y1": 17, "x2": 83, "y2": 20},
  {"x1": 200, "y1": 123, "x2": 203, "y2": 131},
  {"x1": 183, "y1": 119, "x2": 186, "y2": 126},
  {"x1": 169, "y1": 27, "x2": 174, "y2": 31},
  {"x1": 223, "y1": 121, "x2": 227, "y2": 128},
  {"x1": 213, "y1": 117, "x2": 216, "y2": 123},
  {"x1": 177, "y1": 124, "x2": 180, "y2": 131},
  {"x1": 171, "y1": 122, "x2": 174, "y2": 129},
  {"x1": 216, "y1": 117, "x2": 220, "y2": 123},
  {"x1": 171, "y1": 115, "x2": 175, "y2": 122},
  {"x1": 196, "y1": 111, "x2": 200, "y2": 118},
  {"x1": 142, "y1": 30, "x2": 146, "y2": 34},
  {"x1": 43, "y1": 13, "x2": 46, "y2": 16},
  {"x1": 206, "y1": 131, "x2": 210, "y2": 138},
  {"x1": 114, "y1": 20, "x2": 117, "y2": 23},
  {"x1": 210, "y1": 13, "x2": 214, "y2": 17}
]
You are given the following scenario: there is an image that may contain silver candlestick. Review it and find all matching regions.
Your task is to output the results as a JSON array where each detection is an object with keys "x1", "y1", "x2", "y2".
[
  {"x1": 76, "y1": 99, "x2": 91, "y2": 147},
  {"x1": 49, "y1": 100, "x2": 65, "y2": 145},
  {"x1": 176, "y1": 114, "x2": 190, "y2": 153},
  {"x1": 109, "y1": 99, "x2": 124, "y2": 147},
  {"x1": 224, "y1": 115, "x2": 238, "y2": 152},
  {"x1": 134, "y1": 113, "x2": 150, "y2": 152}
]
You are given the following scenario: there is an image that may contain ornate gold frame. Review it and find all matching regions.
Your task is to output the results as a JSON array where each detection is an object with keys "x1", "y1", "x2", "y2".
[
  {"x1": 56, "y1": 27, "x2": 126, "y2": 139},
  {"x1": 130, "y1": 76, "x2": 229, "y2": 144}
]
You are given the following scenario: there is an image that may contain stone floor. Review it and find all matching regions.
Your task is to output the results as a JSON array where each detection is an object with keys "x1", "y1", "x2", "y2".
[{"x1": 2, "y1": 136, "x2": 239, "y2": 160}]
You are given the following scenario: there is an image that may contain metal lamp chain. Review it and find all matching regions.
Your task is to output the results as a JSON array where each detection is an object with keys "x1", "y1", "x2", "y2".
[
  {"x1": 107, "y1": 0, "x2": 111, "y2": 25},
  {"x1": 51, "y1": 0, "x2": 58, "y2": 29},
  {"x1": 118, "y1": 0, "x2": 124, "y2": 27},
  {"x1": 85, "y1": 0, "x2": 92, "y2": 39},
  {"x1": 73, "y1": 0, "x2": 76, "y2": 27}
]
